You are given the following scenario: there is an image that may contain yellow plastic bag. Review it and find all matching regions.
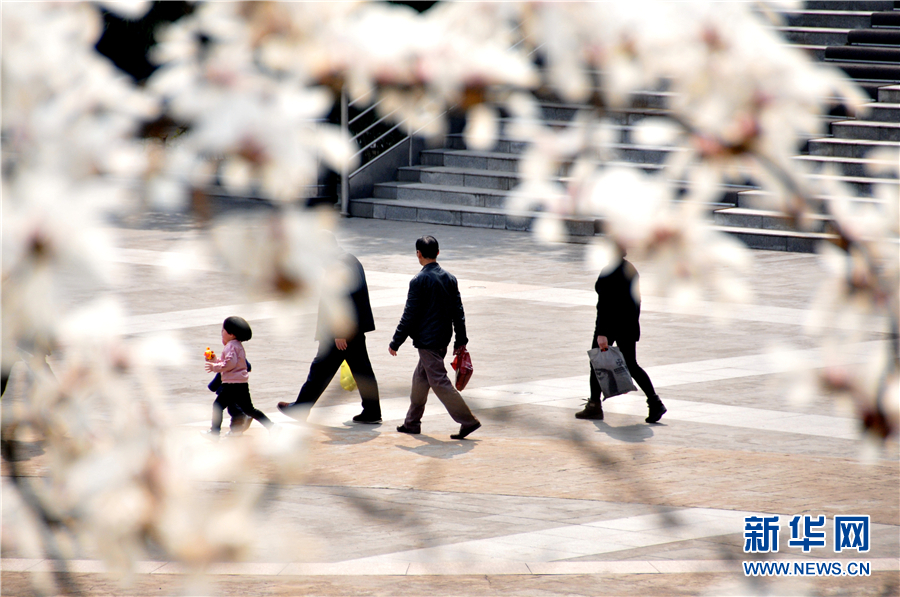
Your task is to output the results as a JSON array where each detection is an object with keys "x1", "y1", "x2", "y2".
[{"x1": 340, "y1": 360, "x2": 357, "y2": 391}]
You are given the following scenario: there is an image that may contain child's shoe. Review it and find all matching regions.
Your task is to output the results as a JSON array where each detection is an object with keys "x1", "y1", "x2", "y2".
[{"x1": 200, "y1": 429, "x2": 220, "y2": 442}]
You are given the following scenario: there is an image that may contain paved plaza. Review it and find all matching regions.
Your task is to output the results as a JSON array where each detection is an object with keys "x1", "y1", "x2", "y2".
[{"x1": 2, "y1": 216, "x2": 898, "y2": 596}]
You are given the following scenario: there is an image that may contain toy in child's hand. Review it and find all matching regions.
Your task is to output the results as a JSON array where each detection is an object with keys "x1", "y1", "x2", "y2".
[{"x1": 204, "y1": 347, "x2": 216, "y2": 361}]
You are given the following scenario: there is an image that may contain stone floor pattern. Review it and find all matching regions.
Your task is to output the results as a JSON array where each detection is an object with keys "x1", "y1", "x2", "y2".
[{"x1": 2, "y1": 218, "x2": 898, "y2": 596}]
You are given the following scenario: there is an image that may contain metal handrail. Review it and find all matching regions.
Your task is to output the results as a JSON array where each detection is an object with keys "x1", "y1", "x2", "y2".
[
  {"x1": 351, "y1": 120, "x2": 407, "y2": 160},
  {"x1": 348, "y1": 99, "x2": 383, "y2": 125},
  {"x1": 339, "y1": 21, "x2": 532, "y2": 215},
  {"x1": 340, "y1": 85, "x2": 417, "y2": 215},
  {"x1": 349, "y1": 105, "x2": 404, "y2": 145}
]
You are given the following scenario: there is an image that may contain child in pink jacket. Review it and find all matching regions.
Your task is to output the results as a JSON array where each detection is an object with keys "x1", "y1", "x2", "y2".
[{"x1": 203, "y1": 316, "x2": 276, "y2": 439}]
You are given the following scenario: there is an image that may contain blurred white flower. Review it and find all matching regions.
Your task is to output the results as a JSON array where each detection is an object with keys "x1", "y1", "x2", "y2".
[
  {"x1": 584, "y1": 167, "x2": 669, "y2": 248},
  {"x1": 633, "y1": 118, "x2": 682, "y2": 147},
  {"x1": 464, "y1": 104, "x2": 499, "y2": 151},
  {"x1": 97, "y1": 1, "x2": 152, "y2": 20},
  {"x1": 533, "y1": 215, "x2": 568, "y2": 245},
  {"x1": 3, "y1": 3, "x2": 898, "y2": 593}
]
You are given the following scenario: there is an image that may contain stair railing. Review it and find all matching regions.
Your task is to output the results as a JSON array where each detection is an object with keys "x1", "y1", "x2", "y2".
[
  {"x1": 339, "y1": 86, "x2": 448, "y2": 215},
  {"x1": 339, "y1": 24, "x2": 532, "y2": 215}
]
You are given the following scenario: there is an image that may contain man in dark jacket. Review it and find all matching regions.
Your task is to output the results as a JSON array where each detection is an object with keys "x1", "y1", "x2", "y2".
[
  {"x1": 577, "y1": 253, "x2": 666, "y2": 423},
  {"x1": 389, "y1": 236, "x2": 481, "y2": 440},
  {"x1": 278, "y1": 237, "x2": 382, "y2": 424}
]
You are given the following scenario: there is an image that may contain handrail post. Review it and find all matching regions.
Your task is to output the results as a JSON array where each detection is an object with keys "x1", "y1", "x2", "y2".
[{"x1": 340, "y1": 85, "x2": 350, "y2": 216}]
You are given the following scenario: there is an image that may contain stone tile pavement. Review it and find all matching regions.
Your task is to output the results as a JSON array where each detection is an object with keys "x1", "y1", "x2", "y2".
[{"x1": 2, "y1": 217, "x2": 898, "y2": 596}]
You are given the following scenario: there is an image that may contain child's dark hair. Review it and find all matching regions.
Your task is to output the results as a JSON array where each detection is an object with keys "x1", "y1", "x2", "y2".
[
  {"x1": 416, "y1": 235, "x2": 439, "y2": 259},
  {"x1": 224, "y1": 316, "x2": 252, "y2": 342}
]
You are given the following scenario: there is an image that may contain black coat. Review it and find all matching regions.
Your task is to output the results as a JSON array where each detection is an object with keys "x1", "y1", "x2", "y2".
[
  {"x1": 390, "y1": 262, "x2": 468, "y2": 352},
  {"x1": 315, "y1": 253, "x2": 375, "y2": 341},
  {"x1": 593, "y1": 259, "x2": 641, "y2": 342}
]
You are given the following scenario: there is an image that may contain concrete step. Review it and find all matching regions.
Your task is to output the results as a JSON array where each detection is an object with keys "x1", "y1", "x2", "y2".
[
  {"x1": 374, "y1": 181, "x2": 509, "y2": 207},
  {"x1": 805, "y1": 1, "x2": 895, "y2": 10},
  {"x1": 398, "y1": 166, "x2": 522, "y2": 191},
  {"x1": 878, "y1": 84, "x2": 900, "y2": 102},
  {"x1": 421, "y1": 145, "x2": 681, "y2": 173},
  {"x1": 826, "y1": 46, "x2": 900, "y2": 62},
  {"x1": 420, "y1": 149, "x2": 522, "y2": 173},
  {"x1": 398, "y1": 162, "x2": 671, "y2": 192},
  {"x1": 864, "y1": 102, "x2": 900, "y2": 121},
  {"x1": 807, "y1": 137, "x2": 900, "y2": 158},
  {"x1": 804, "y1": 171, "x2": 899, "y2": 196},
  {"x1": 539, "y1": 96, "x2": 672, "y2": 121},
  {"x1": 830, "y1": 61, "x2": 900, "y2": 82},
  {"x1": 714, "y1": 207, "x2": 831, "y2": 233},
  {"x1": 853, "y1": 80, "x2": 897, "y2": 98},
  {"x1": 737, "y1": 189, "x2": 886, "y2": 210},
  {"x1": 794, "y1": 152, "x2": 900, "y2": 177},
  {"x1": 447, "y1": 118, "x2": 709, "y2": 154},
  {"x1": 847, "y1": 28, "x2": 900, "y2": 45},
  {"x1": 376, "y1": 175, "x2": 745, "y2": 207},
  {"x1": 782, "y1": 10, "x2": 880, "y2": 29},
  {"x1": 872, "y1": 11, "x2": 900, "y2": 27},
  {"x1": 348, "y1": 198, "x2": 599, "y2": 236},
  {"x1": 831, "y1": 119, "x2": 900, "y2": 140},
  {"x1": 794, "y1": 44, "x2": 827, "y2": 60},
  {"x1": 712, "y1": 224, "x2": 837, "y2": 253},
  {"x1": 777, "y1": 26, "x2": 851, "y2": 46}
]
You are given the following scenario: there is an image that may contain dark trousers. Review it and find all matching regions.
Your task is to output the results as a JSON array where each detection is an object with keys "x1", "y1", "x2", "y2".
[
  {"x1": 590, "y1": 337, "x2": 656, "y2": 402},
  {"x1": 212, "y1": 383, "x2": 273, "y2": 432},
  {"x1": 292, "y1": 335, "x2": 380, "y2": 415},
  {"x1": 404, "y1": 348, "x2": 478, "y2": 427},
  {"x1": 225, "y1": 401, "x2": 248, "y2": 432}
]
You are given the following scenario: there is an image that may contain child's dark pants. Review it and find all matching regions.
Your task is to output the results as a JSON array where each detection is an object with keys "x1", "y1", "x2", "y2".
[{"x1": 212, "y1": 383, "x2": 273, "y2": 432}]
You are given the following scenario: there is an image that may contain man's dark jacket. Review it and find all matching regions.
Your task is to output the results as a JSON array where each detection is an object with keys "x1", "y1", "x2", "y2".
[
  {"x1": 390, "y1": 262, "x2": 468, "y2": 351},
  {"x1": 593, "y1": 258, "x2": 641, "y2": 342},
  {"x1": 315, "y1": 253, "x2": 375, "y2": 341}
]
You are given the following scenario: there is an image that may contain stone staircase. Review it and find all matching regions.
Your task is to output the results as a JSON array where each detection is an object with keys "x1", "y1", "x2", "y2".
[
  {"x1": 714, "y1": 84, "x2": 900, "y2": 251},
  {"x1": 717, "y1": 1, "x2": 900, "y2": 250},
  {"x1": 349, "y1": 91, "x2": 742, "y2": 238},
  {"x1": 349, "y1": 2, "x2": 900, "y2": 252}
]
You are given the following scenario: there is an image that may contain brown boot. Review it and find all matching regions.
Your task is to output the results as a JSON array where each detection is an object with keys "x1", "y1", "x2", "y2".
[{"x1": 575, "y1": 399, "x2": 604, "y2": 420}]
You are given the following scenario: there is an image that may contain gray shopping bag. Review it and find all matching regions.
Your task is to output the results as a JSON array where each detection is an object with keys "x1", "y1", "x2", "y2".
[{"x1": 587, "y1": 346, "x2": 637, "y2": 399}]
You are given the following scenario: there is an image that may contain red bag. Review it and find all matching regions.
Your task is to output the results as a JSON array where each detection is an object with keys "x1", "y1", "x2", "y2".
[{"x1": 451, "y1": 347, "x2": 473, "y2": 391}]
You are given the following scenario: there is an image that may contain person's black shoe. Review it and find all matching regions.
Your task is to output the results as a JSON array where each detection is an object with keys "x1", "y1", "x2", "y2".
[
  {"x1": 575, "y1": 399, "x2": 604, "y2": 420},
  {"x1": 646, "y1": 397, "x2": 667, "y2": 424},
  {"x1": 450, "y1": 421, "x2": 481, "y2": 440},
  {"x1": 277, "y1": 401, "x2": 307, "y2": 422},
  {"x1": 397, "y1": 424, "x2": 421, "y2": 435},
  {"x1": 352, "y1": 412, "x2": 382, "y2": 424}
]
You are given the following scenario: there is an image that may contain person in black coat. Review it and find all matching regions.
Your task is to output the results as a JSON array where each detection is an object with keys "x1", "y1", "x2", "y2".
[
  {"x1": 577, "y1": 252, "x2": 666, "y2": 423},
  {"x1": 388, "y1": 236, "x2": 481, "y2": 440},
  {"x1": 277, "y1": 236, "x2": 382, "y2": 424}
]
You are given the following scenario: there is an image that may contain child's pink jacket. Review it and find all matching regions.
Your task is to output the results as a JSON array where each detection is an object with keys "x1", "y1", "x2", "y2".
[{"x1": 209, "y1": 339, "x2": 249, "y2": 383}]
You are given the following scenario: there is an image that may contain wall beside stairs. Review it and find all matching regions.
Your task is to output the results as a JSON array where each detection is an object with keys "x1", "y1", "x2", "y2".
[{"x1": 349, "y1": 136, "x2": 427, "y2": 202}]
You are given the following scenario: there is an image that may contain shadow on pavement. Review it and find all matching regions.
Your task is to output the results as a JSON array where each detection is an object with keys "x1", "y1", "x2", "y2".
[
  {"x1": 592, "y1": 421, "x2": 656, "y2": 443},
  {"x1": 395, "y1": 435, "x2": 477, "y2": 459},
  {"x1": 312, "y1": 424, "x2": 383, "y2": 446}
]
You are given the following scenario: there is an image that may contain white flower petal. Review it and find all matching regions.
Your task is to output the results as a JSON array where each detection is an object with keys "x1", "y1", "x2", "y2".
[{"x1": 464, "y1": 104, "x2": 498, "y2": 151}]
